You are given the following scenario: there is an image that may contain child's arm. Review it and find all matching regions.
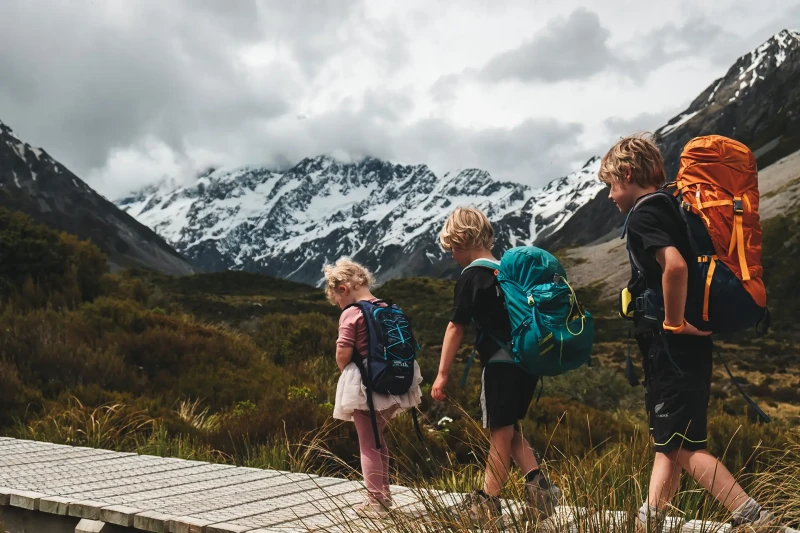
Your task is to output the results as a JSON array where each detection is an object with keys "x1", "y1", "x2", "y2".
[
  {"x1": 655, "y1": 246, "x2": 710, "y2": 336},
  {"x1": 431, "y1": 321, "x2": 465, "y2": 401},
  {"x1": 336, "y1": 345, "x2": 353, "y2": 372},
  {"x1": 335, "y1": 308, "x2": 358, "y2": 371}
]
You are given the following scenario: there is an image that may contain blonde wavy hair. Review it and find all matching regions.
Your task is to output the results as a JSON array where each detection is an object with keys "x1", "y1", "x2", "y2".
[
  {"x1": 322, "y1": 258, "x2": 375, "y2": 305},
  {"x1": 598, "y1": 133, "x2": 666, "y2": 188},
  {"x1": 439, "y1": 207, "x2": 495, "y2": 251}
]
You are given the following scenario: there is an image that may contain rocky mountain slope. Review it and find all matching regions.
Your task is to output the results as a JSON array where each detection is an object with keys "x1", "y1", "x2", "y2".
[
  {"x1": 543, "y1": 29, "x2": 800, "y2": 250},
  {"x1": 0, "y1": 121, "x2": 193, "y2": 275},
  {"x1": 565, "y1": 148, "x2": 800, "y2": 300}
]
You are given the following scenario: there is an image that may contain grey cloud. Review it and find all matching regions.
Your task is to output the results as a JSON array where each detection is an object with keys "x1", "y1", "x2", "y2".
[
  {"x1": 150, "y1": 79, "x2": 584, "y2": 191},
  {"x1": 473, "y1": 9, "x2": 746, "y2": 87},
  {"x1": 254, "y1": 0, "x2": 389, "y2": 76},
  {"x1": 0, "y1": 0, "x2": 291, "y2": 177},
  {"x1": 480, "y1": 8, "x2": 614, "y2": 83},
  {"x1": 256, "y1": 104, "x2": 585, "y2": 188},
  {"x1": 603, "y1": 108, "x2": 684, "y2": 139},
  {"x1": 429, "y1": 72, "x2": 465, "y2": 105},
  {"x1": 621, "y1": 19, "x2": 742, "y2": 81},
  {"x1": 0, "y1": 0, "x2": 412, "y2": 197},
  {"x1": 361, "y1": 89, "x2": 416, "y2": 122}
]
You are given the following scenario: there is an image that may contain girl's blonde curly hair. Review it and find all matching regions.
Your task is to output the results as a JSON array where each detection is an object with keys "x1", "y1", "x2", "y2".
[{"x1": 322, "y1": 258, "x2": 375, "y2": 305}]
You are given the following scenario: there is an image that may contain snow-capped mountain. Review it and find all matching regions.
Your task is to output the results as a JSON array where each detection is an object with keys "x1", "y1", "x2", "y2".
[
  {"x1": 117, "y1": 157, "x2": 603, "y2": 285},
  {"x1": 541, "y1": 28, "x2": 800, "y2": 251},
  {"x1": 115, "y1": 29, "x2": 799, "y2": 284},
  {"x1": 656, "y1": 29, "x2": 800, "y2": 177},
  {"x1": 0, "y1": 120, "x2": 192, "y2": 275}
]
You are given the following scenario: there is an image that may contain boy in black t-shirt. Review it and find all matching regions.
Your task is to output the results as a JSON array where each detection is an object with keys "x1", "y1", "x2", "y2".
[
  {"x1": 600, "y1": 134, "x2": 781, "y2": 532},
  {"x1": 432, "y1": 207, "x2": 560, "y2": 528}
]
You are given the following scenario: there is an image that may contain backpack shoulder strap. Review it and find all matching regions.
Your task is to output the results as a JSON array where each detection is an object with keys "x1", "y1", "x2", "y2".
[
  {"x1": 462, "y1": 258, "x2": 501, "y2": 273},
  {"x1": 621, "y1": 190, "x2": 676, "y2": 239},
  {"x1": 621, "y1": 189, "x2": 682, "y2": 273},
  {"x1": 343, "y1": 301, "x2": 368, "y2": 312},
  {"x1": 342, "y1": 301, "x2": 377, "y2": 359}
]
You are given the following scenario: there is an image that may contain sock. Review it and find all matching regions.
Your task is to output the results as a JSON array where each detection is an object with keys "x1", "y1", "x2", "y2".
[
  {"x1": 525, "y1": 468, "x2": 550, "y2": 489},
  {"x1": 638, "y1": 503, "x2": 661, "y2": 524},
  {"x1": 475, "y1": 489, "x2": 502, "y2": 515},
  {"x1": 731, "y1": 497, "x2": 762, "y2": 526},
  {"x1": 525, "y1": 469, "x2": 541, "y2": 483}
]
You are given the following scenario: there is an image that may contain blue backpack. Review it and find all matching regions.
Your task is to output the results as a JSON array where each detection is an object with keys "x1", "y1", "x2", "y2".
[
  {"x1": 463, "y1": 247, "x2": 594, "y2": 379},
  {"x1": 345, "y1": 299, "x2": 422, "y2": 448}
]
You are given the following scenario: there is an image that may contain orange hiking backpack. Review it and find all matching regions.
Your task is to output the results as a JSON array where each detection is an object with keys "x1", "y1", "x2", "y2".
[
  {"x1": 673, "y1": 135, "x2": 768, "y2": 333},
  {"x1": 621, "y1": 135, "x2": 769, "y2": 334}
]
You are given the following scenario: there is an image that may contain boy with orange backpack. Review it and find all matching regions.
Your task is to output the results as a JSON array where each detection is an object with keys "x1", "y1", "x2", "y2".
[{"x1": 600, "y1": 134, "x2": 793, "y2": 532}]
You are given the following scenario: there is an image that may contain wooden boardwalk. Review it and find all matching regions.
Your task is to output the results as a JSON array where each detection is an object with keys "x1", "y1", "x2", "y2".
[{"x1": 0, "y1": 436, "x2": 734, "y2": 533}]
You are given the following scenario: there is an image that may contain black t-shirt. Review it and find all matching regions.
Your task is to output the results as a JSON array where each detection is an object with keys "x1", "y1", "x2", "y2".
[
  {"x1": 450, "y1": 264, "x2": 512, "y2": 366},
  {"x1": 625, "y1": 194, "x2": 701, "y2": 322}
]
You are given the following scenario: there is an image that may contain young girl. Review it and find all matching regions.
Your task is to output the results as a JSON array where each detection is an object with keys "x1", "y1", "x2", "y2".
[{"x1": 324, "y1": 258, "x2": 423, "y2": 517}]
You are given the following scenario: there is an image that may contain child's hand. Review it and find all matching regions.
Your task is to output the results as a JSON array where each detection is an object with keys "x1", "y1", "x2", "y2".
[{"x1": 431, "y1": 373, "x2": 449, "y2": 401}]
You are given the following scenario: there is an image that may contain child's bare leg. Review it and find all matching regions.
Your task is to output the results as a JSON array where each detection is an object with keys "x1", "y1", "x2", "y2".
[
  {"x1": 677, "y1": 449, "x2": 749, "y2": 512},
  {"x1": 510, "y1": 426, "x2": 539, "y2": 474},
  {"x1": 648, "y1": 451, "x2": 683, "y2": 508},
  {"x1": 484, "y1": 425, "x2": 515, "y2": 497}
]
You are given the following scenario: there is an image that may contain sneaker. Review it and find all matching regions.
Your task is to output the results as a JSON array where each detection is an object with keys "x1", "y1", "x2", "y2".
[
  {"x1": 634, "y1": 507, "x2": 667, "y2": 533},
  {"x1": 635, "y1": 514, "x2": 665, "y2": 533},
  {"x1": 731, "y1": 510, "x2": 796, "y2": 532},
  {"x1": 353, "y1": 498, "x2": 393, "y2": 520},
  {"x1": 454, "y1": 490, "x2": 505, "y2": 530},
  {"x1": 524, "y1": 474, "x2": 561, "y2": 519}
]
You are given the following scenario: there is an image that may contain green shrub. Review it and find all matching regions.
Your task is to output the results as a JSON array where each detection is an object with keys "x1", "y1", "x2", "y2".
[{"x1": 0, "y1": 208, "x2": 106, "y2": 309}]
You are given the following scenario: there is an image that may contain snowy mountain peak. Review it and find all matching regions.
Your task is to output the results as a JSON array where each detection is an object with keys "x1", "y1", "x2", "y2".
[
  {"x1": 582, "y1": 156, "x2": 600, "y2": 169},
  {"x1": 116, "y1": 154, "x2": 602, "y2": 285},
  {"x1": 0, "y1": 122, "x2": 66, "y2": 184},
  {"x1": 657, "y1": 29, "x2": 800, "y2": 138},
  {"x1": 0, "y1": 118, "x2": 193, "y2": 275}
]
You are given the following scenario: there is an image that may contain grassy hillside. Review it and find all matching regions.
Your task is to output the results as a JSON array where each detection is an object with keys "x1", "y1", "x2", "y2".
[{"x1": 0, "y1": 206, "x2": 798, "y2": 484}]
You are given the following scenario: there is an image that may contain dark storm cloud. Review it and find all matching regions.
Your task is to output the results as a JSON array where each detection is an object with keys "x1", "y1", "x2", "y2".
[
  {"x1": 480, "y1": 8, "x2": 615, "y2": 83},
  {"x1": 0, "y1": 0, "x2": 395, "y2": 194},
  {"x1": 0, "y1": 1, "x2": 295, "y2": 176}
]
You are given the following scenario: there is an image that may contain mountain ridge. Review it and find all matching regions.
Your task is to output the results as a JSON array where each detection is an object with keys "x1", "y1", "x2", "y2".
[
  {"x1": 0, "y1": 120, "x2": 193, "y2": 276},
  {"x1": 117, "y1": 153, "x2": 604, "y2": 285}
]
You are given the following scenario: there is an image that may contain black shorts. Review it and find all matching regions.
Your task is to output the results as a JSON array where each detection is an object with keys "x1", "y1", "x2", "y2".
[
  {"x1": 638, "y1": 332, "x2": 713, "y2": 454},
  {"x1": 480, "y1": 362, "x2": 539, "y2": 429}
]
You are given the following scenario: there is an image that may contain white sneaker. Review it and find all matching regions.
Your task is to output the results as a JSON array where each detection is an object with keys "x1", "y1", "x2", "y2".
[
  {"x1": 354, "y1": 498, "x2": 393, "y2": 520},
  {"x1": 731, "y1": 510, "x2": 793, "y2": 532}
]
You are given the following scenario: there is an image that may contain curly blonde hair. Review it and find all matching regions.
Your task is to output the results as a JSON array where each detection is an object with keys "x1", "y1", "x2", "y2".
[
  {"x1": 439, "y1": 207, "x2": 495, "y2": 251},
  {"x1": 598, "y1": 133, "x2": 666, "y2": 188},
  {"x1": 322, "y1": 258, "x2": 375, "y2": 305}
]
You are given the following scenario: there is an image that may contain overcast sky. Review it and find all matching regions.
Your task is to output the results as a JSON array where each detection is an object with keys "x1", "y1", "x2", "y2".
[{"x1": 1, "y1": 0, "x2": 798, "y2": 198}]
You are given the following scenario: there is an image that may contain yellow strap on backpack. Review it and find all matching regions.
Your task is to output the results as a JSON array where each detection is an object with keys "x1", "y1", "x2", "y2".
[{"x1": 619, "y1": 288, "x2": 634, "y2": 320}]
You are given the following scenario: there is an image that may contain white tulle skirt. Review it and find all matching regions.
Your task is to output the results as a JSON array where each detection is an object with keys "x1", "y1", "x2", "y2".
[{"x1": 333, "y1": 361, "x2": 424, "y2": 422}]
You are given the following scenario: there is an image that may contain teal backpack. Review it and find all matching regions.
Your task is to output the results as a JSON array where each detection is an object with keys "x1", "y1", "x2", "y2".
[{"x1": 462, "y1": 246, "x2": 595, "y2": 379}]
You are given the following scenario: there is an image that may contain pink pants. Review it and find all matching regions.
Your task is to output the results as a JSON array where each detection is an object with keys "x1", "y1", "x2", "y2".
[{"x1": 352, "y1": 407, "x2": 396, "y2": 503}]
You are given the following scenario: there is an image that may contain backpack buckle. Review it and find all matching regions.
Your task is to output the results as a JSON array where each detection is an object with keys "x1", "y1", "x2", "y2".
[{"x1": 733, "y1": 199, "x2": 744, "y2": 215}]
